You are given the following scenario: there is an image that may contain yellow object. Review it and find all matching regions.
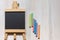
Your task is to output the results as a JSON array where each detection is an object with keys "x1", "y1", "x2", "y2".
[{"x1": 12, "y1": 1, "x2": 19, "y2": 9}]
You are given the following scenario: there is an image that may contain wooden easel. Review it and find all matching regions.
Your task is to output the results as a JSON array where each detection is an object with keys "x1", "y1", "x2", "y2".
[
  {"x1": 4, "y1": 29, "x2": 26, "y2": 40},
  {"x1": 4, "y1": 1, "x2": 26, "y2": 40}
]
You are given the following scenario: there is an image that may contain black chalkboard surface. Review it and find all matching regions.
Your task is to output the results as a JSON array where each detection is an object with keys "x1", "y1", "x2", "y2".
[{"x1": 5, "y1": 11, "x2": 25, "y2": 29}]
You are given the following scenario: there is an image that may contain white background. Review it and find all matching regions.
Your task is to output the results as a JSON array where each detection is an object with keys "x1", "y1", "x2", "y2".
[{"x1": 0, "y1": 0, "x2": 60, "y2": 40}]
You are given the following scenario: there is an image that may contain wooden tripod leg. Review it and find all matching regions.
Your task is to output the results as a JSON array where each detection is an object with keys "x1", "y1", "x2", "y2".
[
  {"x1": 23, "y1": 33, "x2": 26, "y2": 40},
  {"x1": 4, "y1": 33, "x2": 8, "y2": 40},
  {"x1": 14, "y1": 33, "x2": 16, "y2": 40}
]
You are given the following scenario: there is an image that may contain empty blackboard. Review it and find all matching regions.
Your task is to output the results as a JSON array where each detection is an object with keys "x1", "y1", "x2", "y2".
[{"x1": 5, "y1": 11, "x2": 25, "y2": 29}]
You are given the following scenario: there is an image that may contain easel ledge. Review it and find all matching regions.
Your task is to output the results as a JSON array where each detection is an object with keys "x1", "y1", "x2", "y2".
[
  {"x1": 5, "y1": 29, "x2": 26, "y2": 33},
  {"x1": 5, "y1": 8, "x2": 25, "y2": 12}
]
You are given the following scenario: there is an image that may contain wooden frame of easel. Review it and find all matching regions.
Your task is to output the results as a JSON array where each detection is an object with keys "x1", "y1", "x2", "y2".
[
  {"x1": 4, "y1": 29, "x2": 26, "y2": 40},
  {"x1": 4, "y1": 9, "x2": 26, "y2": 40},
  {"x1": 4, "y1": 1, "x2": 26, "y2": 40}
]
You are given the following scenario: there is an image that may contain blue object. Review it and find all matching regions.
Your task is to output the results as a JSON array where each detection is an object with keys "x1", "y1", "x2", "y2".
[{"x1": 33, "y1": 19, "x2": 37, "y2": 35}]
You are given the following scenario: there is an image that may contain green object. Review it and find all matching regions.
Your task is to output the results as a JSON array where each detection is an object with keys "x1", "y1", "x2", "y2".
[{"x1": 29, "y1": 13, "x2": 33, "y2": 28}]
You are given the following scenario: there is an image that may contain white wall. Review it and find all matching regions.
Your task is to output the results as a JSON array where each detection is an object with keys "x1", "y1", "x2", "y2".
[
  {"x1": 0, "y1": 0, "x2": 60, "y2": 40},
  {"x1": 0, "y1": 0, "x2": 5, "y2": 40},
  {"x1": 27, "y1": 0, "x2": 50, "y2": 40},
  {"x1": 30, "y1": 0, "x2": 60, "y2": 40},
  {"x1": 50, "y1": 0, "x2": 60, "y2": 40}
]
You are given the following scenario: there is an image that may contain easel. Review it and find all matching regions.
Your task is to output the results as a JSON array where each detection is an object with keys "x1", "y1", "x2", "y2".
[
  {"x1": 4, "y1": 1, "x2": 26, "y2": 40},
  {"x1": 4, "y1": 29, "x2": 26, "y2": 40}
]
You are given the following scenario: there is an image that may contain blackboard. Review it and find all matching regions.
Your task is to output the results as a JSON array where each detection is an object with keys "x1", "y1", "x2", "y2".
[{"x1": 5, "y1": 11, "x2": 25, "y2": 29}]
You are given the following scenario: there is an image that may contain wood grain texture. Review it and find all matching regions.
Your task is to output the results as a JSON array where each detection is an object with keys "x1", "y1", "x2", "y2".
[
  {"x1": 4, "y1": 29, "x2": 26, "y2": 40},
  {"x1": 14, "y1": 33, "x2": 16, "y2": 40},
  {"x1": 5, "y1": 9, "x2": 25, "y2": 12},
  {"x1": 23, "y1": 33, "x2": 26, "y2": 40},
  {"x1": 4, "y1": 33, "x2": 8, "y2": 40},
  {"x1": 5, "y1": 29, "x2": 26, "y2": 33}
]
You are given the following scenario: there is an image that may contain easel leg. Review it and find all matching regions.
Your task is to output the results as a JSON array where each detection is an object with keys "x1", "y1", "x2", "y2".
[
  {"x1": 23, "y1": 33, "x2": 26, "y2": 40},
  {"x1": 14, "y1": 33, "x2": 16, "y2": 40},
  {"x1": 4, "y1": 33, "x2": 8, "y2": 40}
]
